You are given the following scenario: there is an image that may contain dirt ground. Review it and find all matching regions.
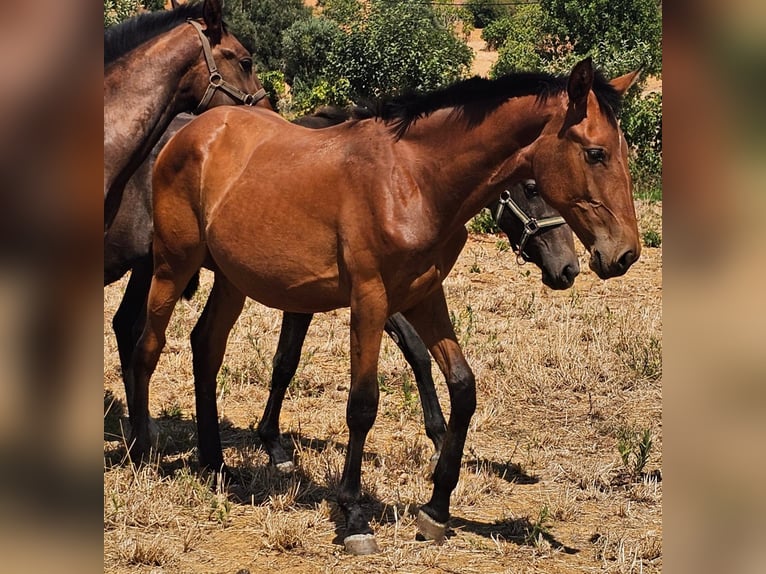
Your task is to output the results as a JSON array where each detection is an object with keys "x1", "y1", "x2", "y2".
[{"x1": 104, "y1": 199, "x2": 662, "y2": 573}]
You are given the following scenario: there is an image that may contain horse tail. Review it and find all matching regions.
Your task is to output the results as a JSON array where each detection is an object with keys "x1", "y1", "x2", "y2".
[{"x1": 182, "y1": 271, "x2": 200, "y2": 300}]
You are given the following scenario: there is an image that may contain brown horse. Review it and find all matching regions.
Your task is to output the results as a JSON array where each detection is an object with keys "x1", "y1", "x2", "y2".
[
  {"x1": 107, "y1": 106, "x2": 576, "y2": 448},
  {"x1": 129, "y1": 58, "x2": 640, "y2": 553},
  {"x1": 104, "y1": 0, "x2": 271, "y2": 231}
]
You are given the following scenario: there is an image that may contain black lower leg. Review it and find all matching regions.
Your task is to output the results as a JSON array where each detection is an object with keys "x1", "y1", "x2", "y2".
[
  {"x1": 422, "y1": 365, "x2": 476, "y2": 525},
  {"x1": 258, "y1": 312, "x2": 313, "y2": 467},
  {"x1": 113, "y1": 258, "x2": 152, "y2": 422},
  {"x1": 385, "y1": 314, "x2": 446, "y2": 453},
  {"x1": 190, "y1": 276, "x2": 245, "y2": 471}
]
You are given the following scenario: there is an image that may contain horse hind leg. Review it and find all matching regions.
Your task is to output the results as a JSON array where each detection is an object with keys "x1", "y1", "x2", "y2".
[
  {"x1": 126, "y1": 236, "x2": 207, "y2": 463},
  {"x1": 257, "y1": 312, "x2": 314, "y2": 472},
  {"x1": 403, "y1": 286, "x2": 477, "y2": 544},
  {"x1": 112, "y1": 256, "x2": 152, "y2": 423},
  {"x1": 112, "y1": 256, "x2": 161, "y2": 446},
  {"x1": 190, "y1": 272, "x2": 246, "y2": 474},
  {"x1": 384, "y1": 313, "x2": 446, "y2": 474}
]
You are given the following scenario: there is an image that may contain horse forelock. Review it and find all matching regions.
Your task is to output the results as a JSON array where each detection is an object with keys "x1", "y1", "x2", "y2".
[
  {"x1": 104, "y1": 1, "x2": 208, "y2": 66},
  {"x1": 375, "y1": 69, "x2": 623, "y2": 140}
]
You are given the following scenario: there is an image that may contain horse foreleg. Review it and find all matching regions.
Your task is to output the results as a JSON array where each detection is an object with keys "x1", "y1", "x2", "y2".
[
  {"x1": 257, "y1": 312, "x2": 314, "y2": 472},
  {"x1": 190, "y1": 272, "x2": 246, "y2": 473},
  {"x1": 384, "y1": 313, "x2": 446, "y2": 468},
  {"x1": 403, "y1": 286, "x2": 477, "y2": 544},
  {"x1": 338, "y1": 283, "x2": 387, "y2": 555}
]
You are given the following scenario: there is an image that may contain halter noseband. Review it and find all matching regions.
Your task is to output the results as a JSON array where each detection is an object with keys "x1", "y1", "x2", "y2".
[
  {"x1": 494, "y1": 189, "x2": 566, "y2": 265},
  {"x1": 187, "y1": 20, "x2": 268, "y2": 115}
]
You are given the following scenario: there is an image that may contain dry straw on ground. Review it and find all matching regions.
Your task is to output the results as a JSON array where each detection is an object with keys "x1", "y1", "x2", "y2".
[{"x1": 104, "y1": 202, "x2": 662, "y2": 573}]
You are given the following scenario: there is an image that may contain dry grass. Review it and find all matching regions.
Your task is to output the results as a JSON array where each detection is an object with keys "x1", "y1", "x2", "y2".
[{"x1": 104, "y1": 202, "x2": 661, "y2": 573}]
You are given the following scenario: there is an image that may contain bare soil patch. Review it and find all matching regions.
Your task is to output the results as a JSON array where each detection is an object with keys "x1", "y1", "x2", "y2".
[
  {"x1": 468, "y1": 28, "x2": 498, "y2": 77},
  {"x1": 105, "y1": 203, "x2": 662, "y2": 573}
]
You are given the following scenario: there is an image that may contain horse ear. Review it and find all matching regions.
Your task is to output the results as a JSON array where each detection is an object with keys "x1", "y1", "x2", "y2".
[
  {"x1": 609, "y1": 68, "x2": 642, "y2": 97},
  {"x1": 170, "y1": 0, "x2": 180, "y2": 9},
  {"x1": 202, "y1": 0, "x2": 224, "y2": 46},
  {"x1": 567, "y1": 57, "x2": 594, "y2": 108}
]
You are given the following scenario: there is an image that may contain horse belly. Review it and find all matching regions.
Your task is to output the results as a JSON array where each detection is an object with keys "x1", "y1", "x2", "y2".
[{"x1": 206, "y1": 224, "x2": 348, "y2": 313}]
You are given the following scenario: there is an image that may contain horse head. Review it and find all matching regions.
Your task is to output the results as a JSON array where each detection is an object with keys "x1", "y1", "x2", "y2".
[
  {"x1": 519, "y1": 58, "x2": 641, "y2": 279},
  {"x1": 186, "y1": 0, "x2": 272, "y2": 112},
  {"x1": 492, "y1": 180, "x2": 579, "y2": 290}
]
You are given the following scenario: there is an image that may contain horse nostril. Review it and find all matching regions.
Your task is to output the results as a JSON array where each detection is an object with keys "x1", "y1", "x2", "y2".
[
  {"x1": 617, "y1": 250, "x2": 636, "y2": 271},
  {"x1": 562, "y1": 263, "x2": 579, "y2": 283}
]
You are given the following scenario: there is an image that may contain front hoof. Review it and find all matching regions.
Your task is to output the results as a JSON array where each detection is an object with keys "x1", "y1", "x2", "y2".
[
  {"x1": 344, "y1": 533, "x2": 379, "y2": 555},
  {"x1": 274, "y1": 460, "x2": 295, "y2": 474},
  {"x1": 416, "y1": 509, "x2": 447, "y2": 544}
]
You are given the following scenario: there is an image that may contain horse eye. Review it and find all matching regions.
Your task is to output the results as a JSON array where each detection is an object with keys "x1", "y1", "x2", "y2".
[
  {"x1": 240, "y1": 58, "x2": 253, "y2": 74},
  {"x1": 585, "y1": 148, "x2": 606, "y2": 164},
  {"x1": 523, "y1": 181, "x2": 538, "y2": 198}
]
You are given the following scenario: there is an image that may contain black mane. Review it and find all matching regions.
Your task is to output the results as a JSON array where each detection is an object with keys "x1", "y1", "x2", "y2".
[
  {"x1": 104, "y1": 2, "x2": 206, "y2": 66},
  {"x1": 376, "y1": 70, "x2": 622, "y2": 139}
]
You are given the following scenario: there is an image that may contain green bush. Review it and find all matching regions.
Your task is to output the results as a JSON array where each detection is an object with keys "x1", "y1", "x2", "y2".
[
  {"x1": 488, "y1": 5, "x2": 547, "y2": 77},
  {"x1": 481, "y1": 17, "x2": 514, "y2": 51},
  {"x1": 104, "y1": 0, "x2": 143, "y2": 27},
  {"x1": 621, "y1": 91, "x2": 662, "y2": 201},
  {"x1": 330, "y1": 1, "x2": 473, "y2": 98},
  {"x1": 319, "y1": 0, "x2": 363, "y2": 24},
  {"x1": 539, "y1": 0, "x2": 662, "y2": 75},
  {"x1": 258, "y1": 70, "x2": 287, "y2": 110},
  {"x1": 224, "y1": 0, "x2": 312, "y2": 72},
  {"x1": 288, "y1": 77, "x2": 353, "y2": 118},
  {"x1": 467, "y1": 209, "x2": 500, "y2": 234},
  {"x1": 465, "y1": 0, "x2": 510, "y2": 28},
  {"x1": 282, "y1": 17, "x2": 344, "y2": 85}
]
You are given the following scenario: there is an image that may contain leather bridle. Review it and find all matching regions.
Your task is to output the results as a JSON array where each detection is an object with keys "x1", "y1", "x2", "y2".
[
  {"x1": 494, "y1": 189, "x2": 566, "y2": 265},
  {"x1": 187, "y1": 20, "x2": 268, "y2": 114}
]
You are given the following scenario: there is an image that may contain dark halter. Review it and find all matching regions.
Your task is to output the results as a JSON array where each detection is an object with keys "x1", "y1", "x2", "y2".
[
  {"x1": 187, "y1": 19, "x2": 267, "y2": 114},
  {"x1": 494, "y1": 189, "x2": 566, "y2": 265}
]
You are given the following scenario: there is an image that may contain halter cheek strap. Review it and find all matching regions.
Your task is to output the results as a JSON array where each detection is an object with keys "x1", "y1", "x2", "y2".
[
  {"x1": 495, "y1": 189, "x2": 566, "y2": 265},
  {"x1": 187, "y1": 20, "x2": 268, "y2": 114}
]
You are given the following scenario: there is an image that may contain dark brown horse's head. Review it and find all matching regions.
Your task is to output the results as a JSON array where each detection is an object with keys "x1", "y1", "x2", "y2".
[
  {"x1": 491, "y1": 180, "x2": 579, "y2": 290},
  {"x1": 520, "y1": 58, "x2": 641, "y2": 279},
  {"x1": 186, "y1": 0, "x2": 272, "y2": 111}
]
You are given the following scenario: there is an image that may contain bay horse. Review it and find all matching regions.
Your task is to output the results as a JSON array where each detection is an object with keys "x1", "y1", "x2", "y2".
[
  {"x1": 129, "y1": 58, "x2": 640, "y2": 553},
  {"x1": 106, "y1": 106, "x2": 577, "y2": 440},
  {"x1": 251, "y1": 107, "x2": 580, "y2": 474},
  {"x1": 104, "y1": 0, "x2": 271, "y2": 231}
]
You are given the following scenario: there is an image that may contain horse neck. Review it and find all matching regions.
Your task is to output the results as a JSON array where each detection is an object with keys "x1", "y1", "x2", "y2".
[
  {"x1": 104, "y1": 25, "x2": 201, "y2": 191},
  {"x1": 399, "y1": 95, "x2": 559, "y2": 237}
]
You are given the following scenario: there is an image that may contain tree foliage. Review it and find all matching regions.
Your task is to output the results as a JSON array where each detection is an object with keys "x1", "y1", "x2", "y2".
[
  {"x1": 279, "y1": 0, "x2": 472, "y2": 115},
  {"x1": 104, "y1": 0, "x2": 144, "y2": 28},
  {"x1": 539, "y1": 0, "x2": 662, "y2": 75},
  {"x1": 464, "y1": 0, "x2": 510, "y2": 28},
  {"x1": 223, "y1": 0, "x2": 312, "y2": 72}
]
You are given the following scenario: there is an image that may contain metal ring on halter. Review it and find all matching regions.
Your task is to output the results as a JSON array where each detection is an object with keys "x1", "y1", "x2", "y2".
[{"x1": 209, "y1": 72, "x2": 223, "y2": 86}]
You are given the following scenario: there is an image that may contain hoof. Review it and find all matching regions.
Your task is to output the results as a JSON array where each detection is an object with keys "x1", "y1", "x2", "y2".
[
  {"x1": 274, "y1": 460, "x2": 295, "y2": 474},
  {"x1": 416, "y1": 509, "x2": 447, "y2": 544},
  {"x1": 343, "y1": 533, "x2": 379, "y2": 555}
]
